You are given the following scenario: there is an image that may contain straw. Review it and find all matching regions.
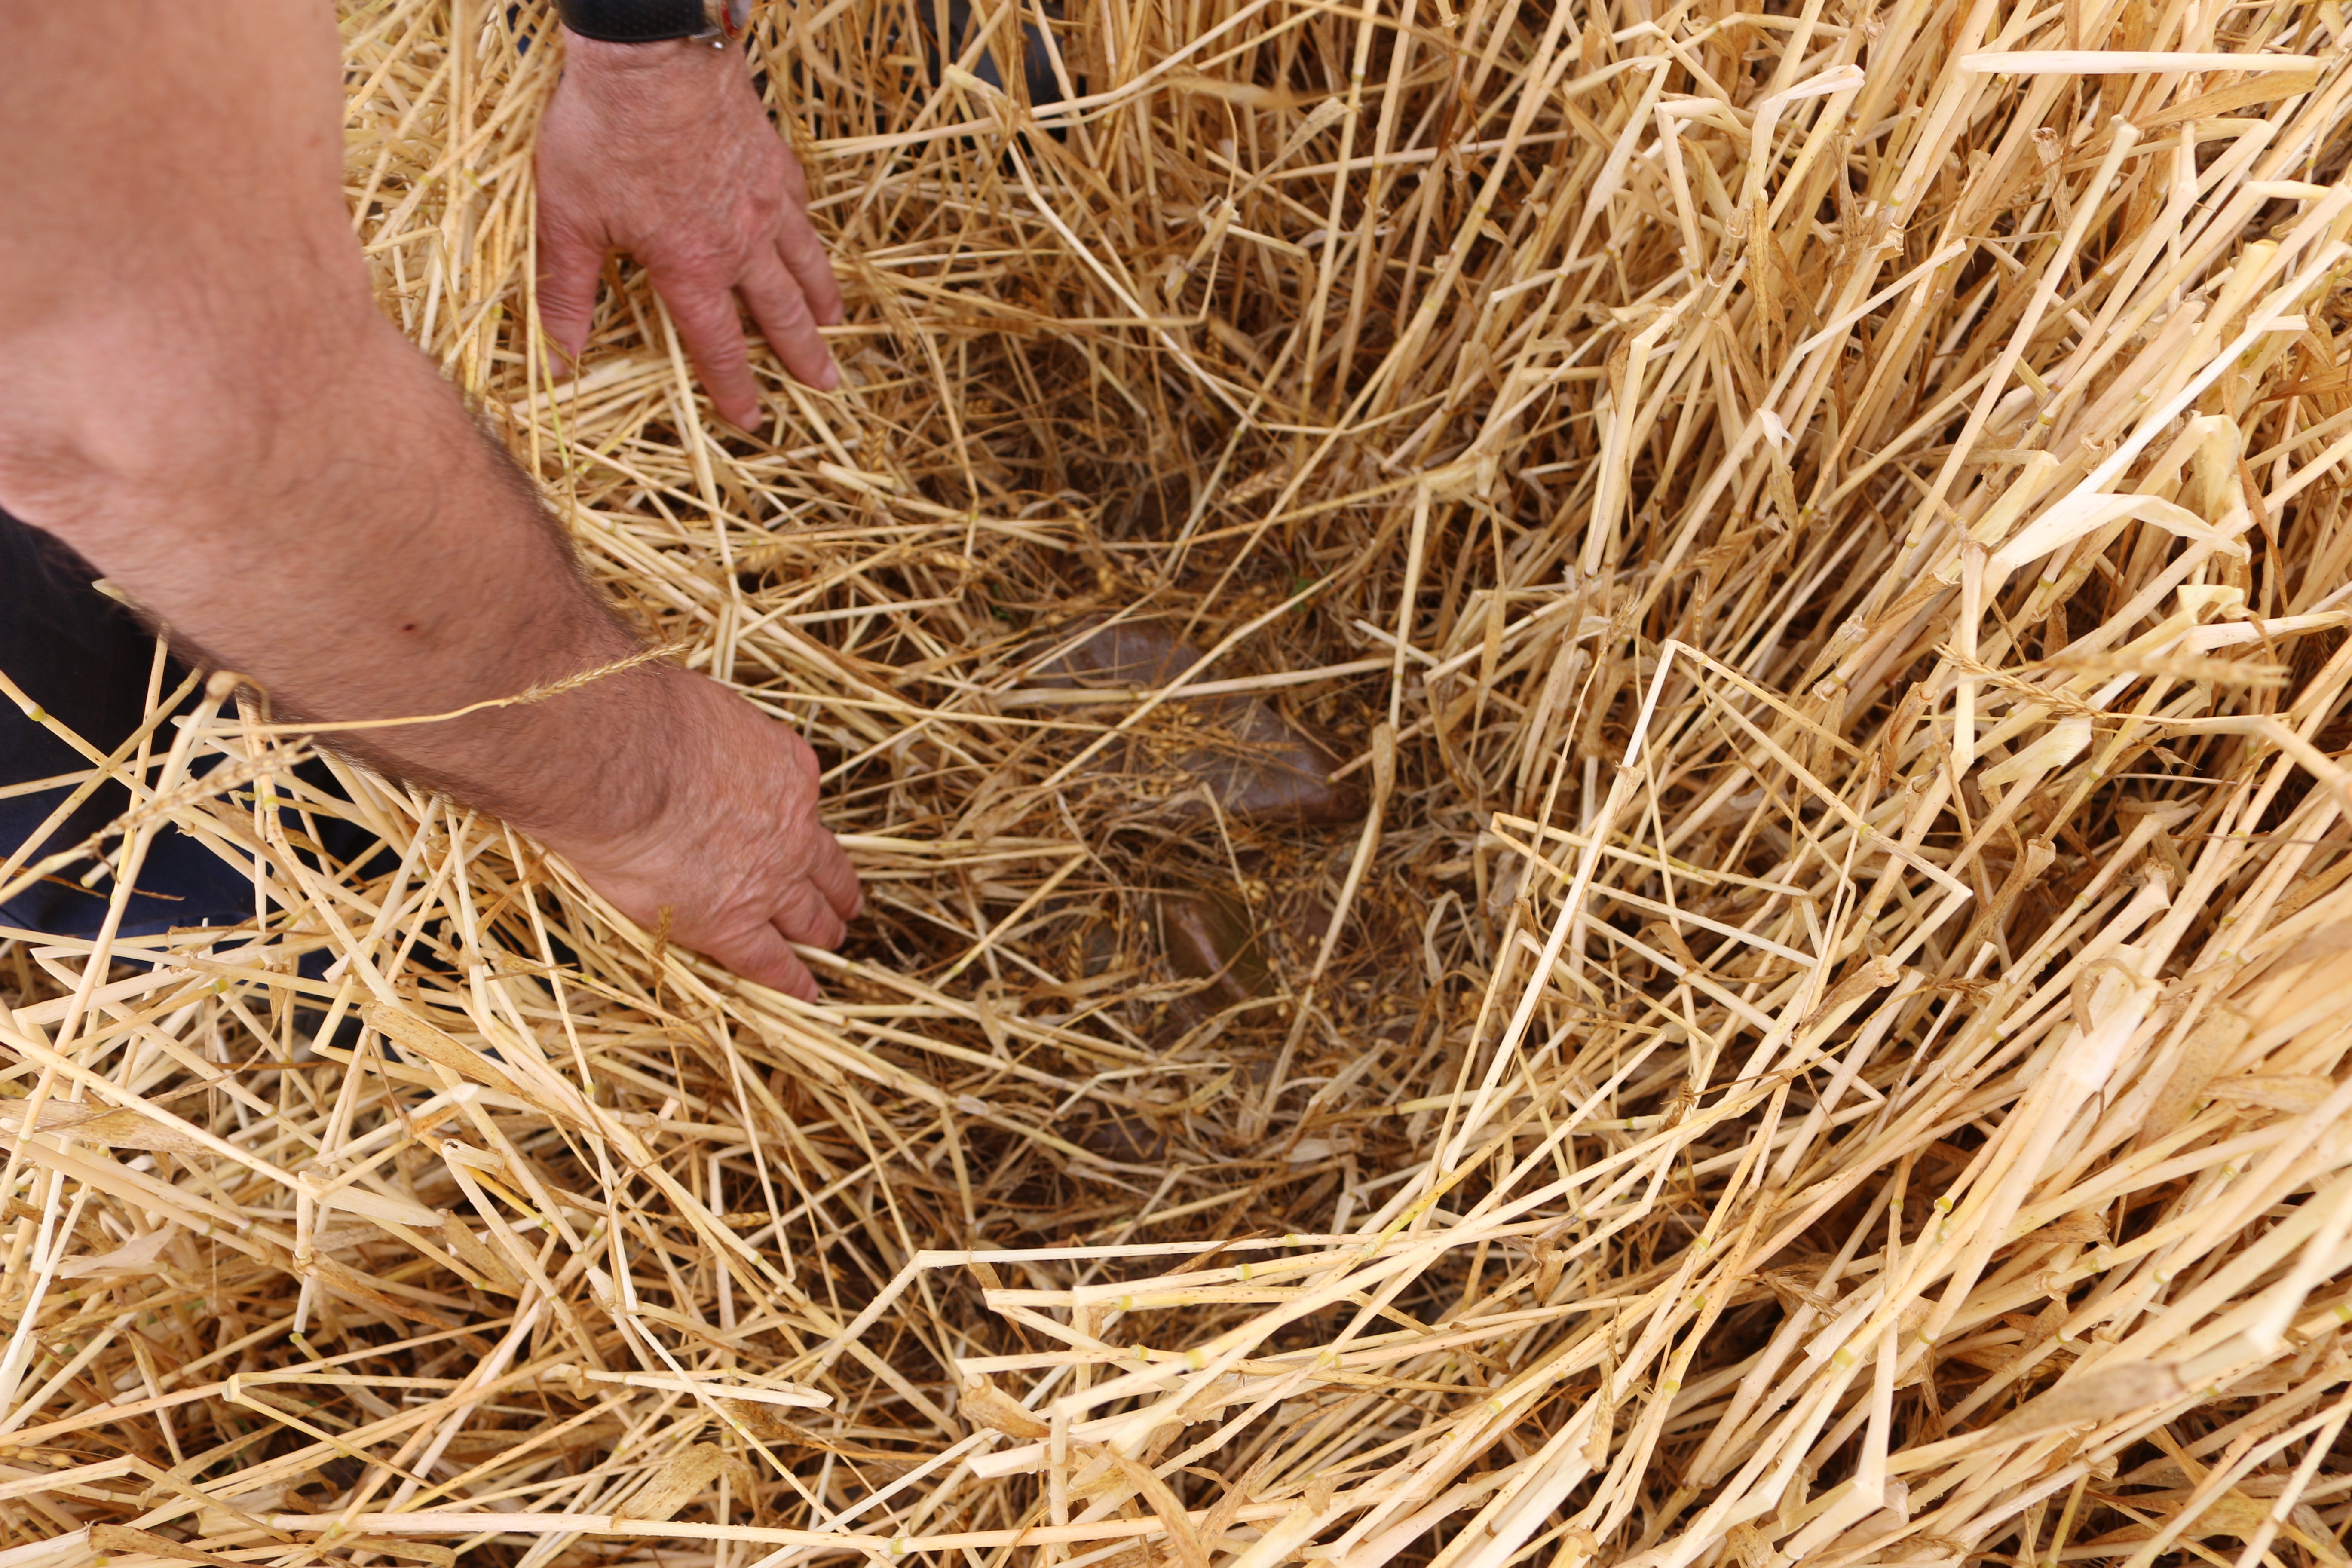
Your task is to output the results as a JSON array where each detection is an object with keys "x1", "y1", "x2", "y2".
[{"x1": 8, "y1": 0, "x2": 2352, "y2": 1563}]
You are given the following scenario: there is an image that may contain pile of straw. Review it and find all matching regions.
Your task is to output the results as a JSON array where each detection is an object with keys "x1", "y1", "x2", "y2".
[{"x1": 8, "y1": 0, "x2": 2352, "y2": 1562}]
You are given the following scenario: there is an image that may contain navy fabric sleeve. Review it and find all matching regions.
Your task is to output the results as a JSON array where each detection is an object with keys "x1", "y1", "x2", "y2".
[{"x1": 0, "y1": 510, "x2": 256, "y2": 938}]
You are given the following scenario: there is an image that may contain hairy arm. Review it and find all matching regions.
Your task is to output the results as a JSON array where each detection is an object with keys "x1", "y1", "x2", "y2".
[{"x1": 0, "y1": 0, "x2": 857, "y2": 997}]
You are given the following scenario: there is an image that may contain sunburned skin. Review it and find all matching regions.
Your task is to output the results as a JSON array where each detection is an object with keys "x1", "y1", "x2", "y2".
[{"x1": 0, "y1": 0, "x2": 859, "y2": 998}]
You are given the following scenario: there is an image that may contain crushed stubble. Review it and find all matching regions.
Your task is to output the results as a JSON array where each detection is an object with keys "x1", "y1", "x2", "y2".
[{"x1": 8, "y1": 0, "x2": 2352, "y2": 1564}]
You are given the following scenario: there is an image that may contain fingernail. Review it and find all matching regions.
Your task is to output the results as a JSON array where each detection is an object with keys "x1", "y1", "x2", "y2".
[{"x1": 816, "y1": 358, "x2": 841, "y2": 392}]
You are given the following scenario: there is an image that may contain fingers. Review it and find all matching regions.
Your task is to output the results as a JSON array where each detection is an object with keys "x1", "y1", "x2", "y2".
[
  {"x1": 675, "y1": 868, "x2": 847, "y2": 1006},
  {"x1": 534, "y1": 204, "x2": 606, "y2": 375},
  {"x1": 808, "y1": 830, "x2": 864, "y2": 924},
  {"x1": 776, "y1": 731, "x2": 861, "y2": 921},
  {"x1": 737, "y1": 249, "x2": 840, "y2": 392},
  {"x1": 704, "y1": 873, "x2": 846, "y2": 1004},
  {"x1": 770, "y1": 876, "x2": 848, "y2": 952},
  {"x1": 772, "y1": 193, "x2": 845, "y2": 329},
  {"x1": 648, "y1": 263, "x2": 768, "y2": 428},
  {"x1": 707, "y1": 918, "x2": 822, "y2": 1003}
]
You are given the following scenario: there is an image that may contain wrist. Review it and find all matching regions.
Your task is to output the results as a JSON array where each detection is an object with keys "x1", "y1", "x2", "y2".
[
  {"x1": 560, "y1": 29, "x2": 736, "y2": 67},
  {"x1": 529, "y1": 664, "x2": 732, "y2": 860},
  {"x1": 560, "y1": 28, "x2": 742, "y2": 85},
  {"x1": 556, "y1": 28, "x2": 755, "y2": 129}
]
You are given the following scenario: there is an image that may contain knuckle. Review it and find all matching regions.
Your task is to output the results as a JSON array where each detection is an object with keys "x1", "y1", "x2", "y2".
[
  {"x1": 774, "y1": 881, "x2": 826, "y2": 929},
  {"x1": 649, "y1": 244, "x2": 744, "y2": 294},
  {"x1": 777, "y1": 228, "x2": 830, "y2": 269},
  {"x1": 764, "y1": 289, "x2": 814, "y2": 332},
  {"x1": 677, "y1": 311, "x2": 750, "y2": 358},
  {"x1": 666, "y1": 273, "x2": 742, "y2": 318}
]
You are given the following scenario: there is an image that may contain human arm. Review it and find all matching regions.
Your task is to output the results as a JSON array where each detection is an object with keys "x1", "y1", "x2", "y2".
[
  {"x1": 0, "y1": 0, "x2": 858, "y2": 998},
  {"x1": 536, "y1": 27, "x2": 844, "y2": 426}
]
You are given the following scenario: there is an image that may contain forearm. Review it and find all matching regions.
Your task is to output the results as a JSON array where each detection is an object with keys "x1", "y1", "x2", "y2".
[
  {"x1": 0, "y1": 0, "x2": 685, "y2": 855},
  {"x1": 6, "y1": 315, "x2": 680, "y2": 852},
  {"x1": 1, "y1": 0, "x2": 860, "y2": 994}
]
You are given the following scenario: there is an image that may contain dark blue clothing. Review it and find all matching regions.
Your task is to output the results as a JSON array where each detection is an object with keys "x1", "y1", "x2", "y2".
[{"x1": 0, "y1": 509, "x2": 257, "y2": 938}]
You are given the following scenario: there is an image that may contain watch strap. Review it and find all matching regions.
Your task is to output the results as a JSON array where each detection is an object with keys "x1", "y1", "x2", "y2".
[{"x1": 557, "y1": 0, "x2": 735, "y2": 43}]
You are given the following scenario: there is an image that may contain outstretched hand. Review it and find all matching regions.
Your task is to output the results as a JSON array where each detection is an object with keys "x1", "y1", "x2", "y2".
[{"x1": 536, "y1": 31, "x2": 842, "y2": 426}]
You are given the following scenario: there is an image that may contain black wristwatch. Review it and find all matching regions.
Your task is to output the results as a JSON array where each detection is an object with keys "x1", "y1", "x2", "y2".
[{"x1": 556, "y1": 0, "x2": 750, "y2": 43}]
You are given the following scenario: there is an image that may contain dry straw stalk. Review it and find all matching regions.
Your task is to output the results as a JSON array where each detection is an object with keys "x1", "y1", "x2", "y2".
[{"x1": 8, "y1": 0, "x2": 2352, "y2": 1564}]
